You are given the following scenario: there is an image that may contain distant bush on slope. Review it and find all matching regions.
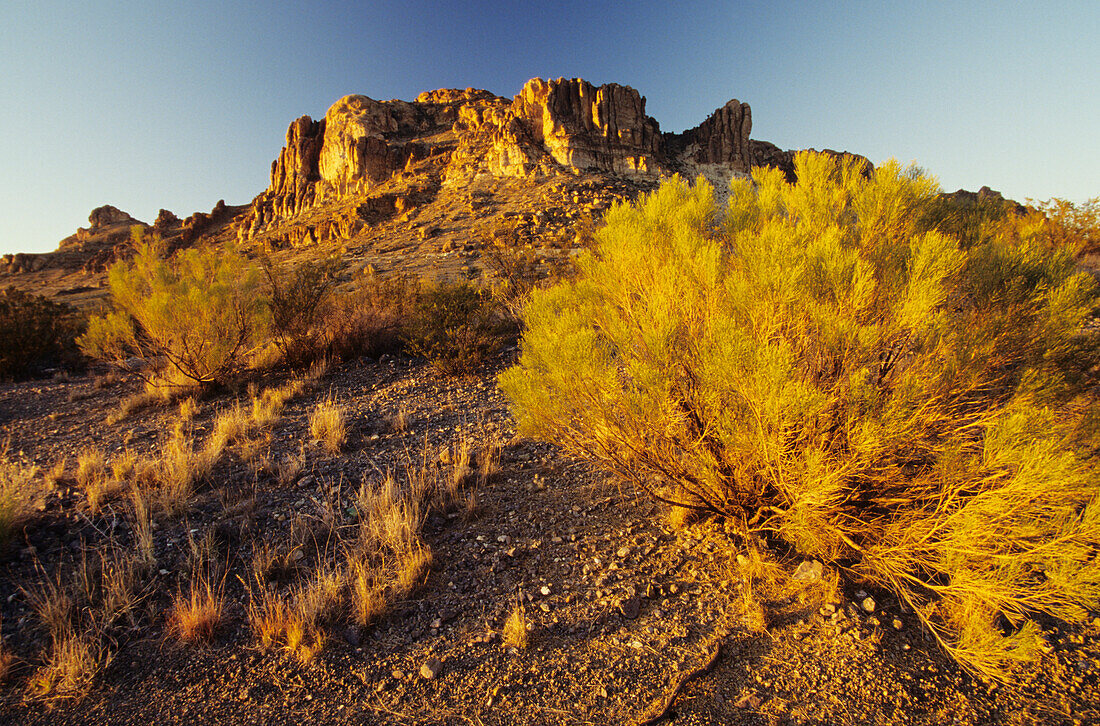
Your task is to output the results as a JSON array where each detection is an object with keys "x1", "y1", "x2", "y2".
[
  {"x1": 404, "y1": 280, "x2": 506, "y2": 376},
  {"x1": 78, "y1": 232, "x2": 269, "y2": 387},
  {"x1": 0, "y1": 287, "x2": 85, "y2": 379},
  {"x1": 500, "y1": 152, "x2": 1100, "y2": 681}
]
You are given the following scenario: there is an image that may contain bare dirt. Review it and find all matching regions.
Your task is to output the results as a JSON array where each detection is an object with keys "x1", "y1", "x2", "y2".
[{"x1": 0, "y1": 353, "x2": 1098, "y2": 725}]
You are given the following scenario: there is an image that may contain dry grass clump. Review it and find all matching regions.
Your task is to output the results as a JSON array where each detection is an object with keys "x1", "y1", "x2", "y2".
[
  {"x1": 44, "y1": 457, "x2": 67, "y2": 490},
  {"x1": 155, "y1": 422, "x2": 216, "y2": 516},
  {"x1": 276, "y1": 448, "x2": 306, "y2": 487},
  {"x1": 0, "y1": 446, "x2": 39, "y2": 544},
  {"x1": 26, "y1": 630, "x2": 104, "y2": 700},
  {"x1": 206, "y1": 401, "x2": 252, "y2": 456},
  {"x1": 178, "y1": 396, "x2": 199, "y2": 422},
  {"x1": 75, "y1": 448, "x2": 105, "y2": 489},
  {"x1": 246, "y1": 583, "x2": 327, "y2": 664},
  {"x1": 22, "y1": 544, "x2": 151, "y2": 701},
  {"x1": 110, "y1": 450, "x2": 137, "y2": 482},
  {"x1": 390, "y1": 404, "x2": 410, "y2": 433},
  {"x1": 503, "y1": 602, "x2": 528, "y2": 651},
  {"x1": 169, "y1": 575, "x2": 224, "y2": 643},
  {"x1": 244, "y1": 459, "x2": 439, "y2": 657},
  {"x1": 0, "y1": 637, "x2": 15, "y2": 683},
  {"x1": 129, "y1": 489, "x2": 156, "y2": 569},
  {"x1": 309, "y1": 397, "x2": 347, "y2": 454}
]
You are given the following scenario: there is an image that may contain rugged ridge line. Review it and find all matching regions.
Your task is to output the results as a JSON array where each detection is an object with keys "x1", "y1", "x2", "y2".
[{"x1": 235, "y1": 77, "x2": 832, "y2": 245}]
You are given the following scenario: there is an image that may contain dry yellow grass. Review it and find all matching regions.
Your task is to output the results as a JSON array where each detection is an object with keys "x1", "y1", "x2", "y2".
[
  {"x1": 27, "y1": 629, "x2": 104, "y2": 700},
  {"x1": 178, "y1": 396, "x2": 199, "y2": 422},
  {"x1": 75, "y1": 448, "x2": 105, "y2": 489},
  {"x1": 309, "y1": 397, "x2": 347, "y2": 454},
  {"x1": 349, "y1": 560, "x2": 388, "y2": 626},
  {"x1": 276, "y1": 448, "x2": 305, "y2": 487},
  {"x1": 169, "y1": 577, "x2": 224, "y2": 643},
  {"x1": 24, "y1": 571, "x2": 74, "y2": 645},
  {"x1": 44, "y1": 457, "x2": 67, "y2": 490},
  {"x1": 0, "y1": 640, "x2": 15, "y2": 683},
  {"x1": 247, "y1": 588, "x2": 291, "y2": 649},
  {"x1": 98, "y1": 547, "x2": 146, "y2": 627},
  {"x1": 110, "y1": 450, "x2": 137, "y2": 482},
  {"x1": 206, "y1": 402, "x2": 252, "y2": 456},
  {"x1": 129, "y1": 489, "x2": 156, "y2": 570},
  {"x1": 0, "y1": 446, "x2": 39, "y2": 543},
  {"x1": 503, "y1": 602, "x2": 528, "y2": 651}
]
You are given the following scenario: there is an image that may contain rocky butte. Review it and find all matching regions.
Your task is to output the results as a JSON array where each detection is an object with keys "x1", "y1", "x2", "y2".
[{"x1": 1, "y1": 77, "x2": 870, "y2": 300}]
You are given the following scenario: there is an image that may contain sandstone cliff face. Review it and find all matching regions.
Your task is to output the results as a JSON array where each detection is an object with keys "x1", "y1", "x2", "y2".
[
  {"x1": 512, "y1": 78, "x2": 663, "y2": 174},
  {"x1": 234, "y1": 77, "x2": 868, "y2": 245},
  {"x1": 680, "y1": 99, "x2": 753, "y2": 170}
]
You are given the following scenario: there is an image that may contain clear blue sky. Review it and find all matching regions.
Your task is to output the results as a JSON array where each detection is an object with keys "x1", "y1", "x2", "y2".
[{"x1": 2, "y1": 0, "x2": 1097, "y2": 255}]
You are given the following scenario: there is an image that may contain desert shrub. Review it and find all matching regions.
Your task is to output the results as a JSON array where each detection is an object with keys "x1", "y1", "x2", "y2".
[
  {"x1": 404, "y1": 281, "x2": 504, "y2": 376},
  {"x1": 0, "y1": 447, "x2": 40, "y2": 546},
  {"x1": 0, "y1": 287, "x2": 85, "y2": 379},
  {"x1": 261, "y1": 255, "x2": 342, "y2": 366},
  {"x1": 320, "y1": 271, "x2": 415, "y2": 361},
  {"x1": 919, "y1": 188, "x2": 1016, "y2": 249},
  {"x1": 78, "y1": 234, "x2": 269, "y2": 387},
  {"x1": 499, "y1": 152, "x2": 1100, "y2": 681},
  {"x1": 1018, "y1": 197, "x2": 1100, "y2": 257}
]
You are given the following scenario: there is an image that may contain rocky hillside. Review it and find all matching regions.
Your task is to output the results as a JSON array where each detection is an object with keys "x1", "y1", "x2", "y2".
[{"x1": 1, "y1": 77, "x2": 868, "y2": 305}]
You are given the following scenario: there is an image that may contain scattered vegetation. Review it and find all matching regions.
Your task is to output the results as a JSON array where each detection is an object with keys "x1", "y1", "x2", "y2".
[
  {"x1": 262, "y1": 255, "x2": 342, "y2": 366},
  {"x1": 404, "y1": 280, "x2": 505, "y2": 376},
  {"x1": 0, "y1": 446, "x2": 40, "y2": 546},
  {"x1": 308, "y1": 397, "x2": 347, "y2": 454},
  {"x1": 78, "y1": 232, "x2": 269, "y2": 387},
  {"x1": 0, "y1": 286, "x2": 85, "y2": 379},
  {"x1": 500, "y1": 152, "x2": 1100, "y2": 681},
  {"x1": 503, "y1": 600, "x2": 528, "y2": 651},
  {"x1": 168, "y1": 575, "x2": 225, "y2": 643}
]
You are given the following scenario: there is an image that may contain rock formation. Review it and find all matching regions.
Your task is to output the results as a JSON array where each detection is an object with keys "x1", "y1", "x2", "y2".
[
  {"x1": 87, "y1": 205, "x2": 134, "y2": 228},
  {"x1": 236, "y1": 76, "x2": 785, "y2": 243}
]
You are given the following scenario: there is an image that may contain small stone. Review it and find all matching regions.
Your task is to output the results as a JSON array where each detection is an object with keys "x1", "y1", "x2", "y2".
[
  {"x1": 420, "y1": 658, "x2": 443, "y2": 680},
  {"x1": 539, "y1": 603, "x2": 550, "y2": 612},
  {"x1": 392, "y1": 669, "x2": 405, "y2": 680},
  {"x1": 430, "y1": 618, "x2": 442, "y2": 629},
  {"x1": 792, "y1": 560, "x2": 823, "y2": 582},
  {"x1": 861, "y1": 597, "x2": 876, "y2": 614},
  {"x1": 344, "y1": 627, "x2": 360, "y2": 646},
  {"x1": 892, "y1": 617, "x2": 904, "y2": 631},
  {"x1": 617, "y1": 546, "x2": 632, "y2": 558},
  {"x1": 619, "y1": 596, "x2": 641, "y2": 620},
  {"x1": 540, "y1": 585, "x2": 551, "y2": 596}
]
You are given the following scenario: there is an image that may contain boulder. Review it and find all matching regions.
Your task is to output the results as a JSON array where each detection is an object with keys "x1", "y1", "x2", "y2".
[{"x1": 88, "y1": 205, "x2": 133, "y2": 228}]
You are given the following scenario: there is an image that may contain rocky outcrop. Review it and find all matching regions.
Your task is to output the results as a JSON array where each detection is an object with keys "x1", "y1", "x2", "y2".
[
  {"x1": 511, "y1": 78, "x2": 663, "y2": 174},
  {"x1": 234, "y1": 77, "x2": 873, "y2": 245},
  {"x1": 749, "y1": 141, "x2": 873, "y2": 183},
  {"x1": 675, "y1": 99, "x2": 753, "y2": 171},
  {"x1": 87, "y1": 205, "x2": 134, "y2": 229}
]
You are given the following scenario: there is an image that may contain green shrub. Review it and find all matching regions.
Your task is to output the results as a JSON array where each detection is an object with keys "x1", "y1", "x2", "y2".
[
  {"x1": 261, "y1": 255, "x2": 341, "y2": 367},
  {"x1": 499, "y1": 152, "x2": 1100, "y2": 681},
  {"x1": 0, "y1": 287, "x2": 84, "y2": 379},
  {"x1": 78, "y1": 234, "x2": 269, "y2": 387},
  {"x1": 404, "y1": 281, "x2": 503, "y2": 376}
]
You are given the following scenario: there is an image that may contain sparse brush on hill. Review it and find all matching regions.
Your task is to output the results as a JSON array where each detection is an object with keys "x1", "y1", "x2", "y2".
[
  {"x1": 320, "y1": 270, "x2": 416, "y2": 361},
  {"x1": 78, "y1": 230, "x2": 269, "y2": 388},
  {"x1": 404, "y1": 280, "x2": 506, "y2": 376},
  {"x1": 500, "y1": 152, "x2": 1100, "y2": 681},
  {"x1": 261, "y1": 255, "x2": 342, "y2": 367},
  {"x1": 0, "y1": 286, "x2": 85, "y2": 379}
]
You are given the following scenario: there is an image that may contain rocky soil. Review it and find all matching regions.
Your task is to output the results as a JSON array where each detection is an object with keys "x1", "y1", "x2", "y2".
[{"x1": 0, "y1": 354, "x2": 1098, "y2": 725}]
